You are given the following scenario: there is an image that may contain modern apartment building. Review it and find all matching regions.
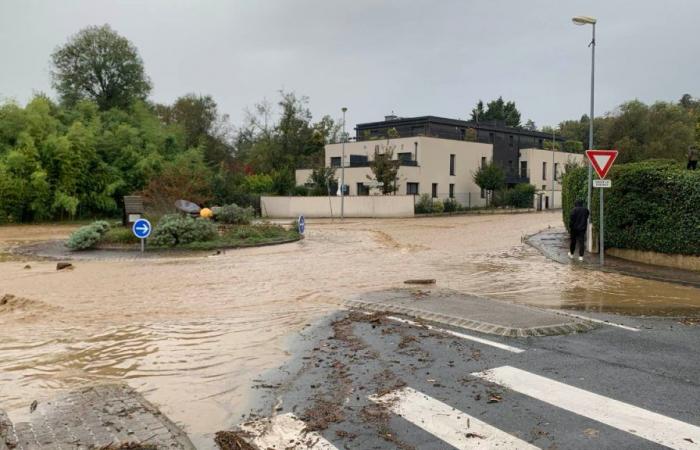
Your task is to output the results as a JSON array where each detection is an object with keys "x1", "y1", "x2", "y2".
[{"x1": 296, "y1": 116, "x2": 584, "y2": 209}]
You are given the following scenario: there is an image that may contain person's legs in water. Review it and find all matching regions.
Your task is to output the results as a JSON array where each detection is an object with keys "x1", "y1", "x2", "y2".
[
  {"x1": 568, "y1": 232, "x2": 577, "y2": 259},
  {"x1": 577, "y1": 231, "x2": 585, "y2": 259}
]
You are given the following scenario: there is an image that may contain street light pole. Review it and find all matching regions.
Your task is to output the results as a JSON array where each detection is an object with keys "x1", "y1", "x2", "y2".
[
  {"x1": 341, "y1": 107, "x2": 347, "y2": 221},
  {"x1": 573, "y1": 15, "x2": 597, "y2": 251}
]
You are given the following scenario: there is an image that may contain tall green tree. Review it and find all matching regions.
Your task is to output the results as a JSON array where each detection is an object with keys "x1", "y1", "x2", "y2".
[
  {"x1": 472, "y1": 162, "x2": 505, "y2": 206},
  {"x1": 470, "y1": 97, "x2": 521, "y2": 127},
  {"x1": 51, "y1": 25, "x2": 152, "y2": 110},
  {"x1": 367, "y1": 144, "x2": 400, "y2": 195}
]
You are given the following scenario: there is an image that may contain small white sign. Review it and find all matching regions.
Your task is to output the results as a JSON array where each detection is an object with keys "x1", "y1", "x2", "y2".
[
  {"x1": 593, "y1": 179, "x2": 611, "y2": 188},
  {"x1": 128, "y1": 214, "x2": 142, "y2": 223}
]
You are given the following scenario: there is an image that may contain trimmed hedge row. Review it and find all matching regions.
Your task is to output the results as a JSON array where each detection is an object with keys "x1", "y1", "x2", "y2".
[{"x1": 561, "y1": 160, "x2": 700, "y2": 256}]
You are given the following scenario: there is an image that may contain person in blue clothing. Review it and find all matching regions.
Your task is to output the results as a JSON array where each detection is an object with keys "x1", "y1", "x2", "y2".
[{"x1": 568, "y1": 199, "x2": 590, "y2": 262}]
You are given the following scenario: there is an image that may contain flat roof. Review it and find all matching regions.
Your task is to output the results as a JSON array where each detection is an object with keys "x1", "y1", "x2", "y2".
[{"x1": 356, "y1": 115, "x2": 562, "y2": 140}]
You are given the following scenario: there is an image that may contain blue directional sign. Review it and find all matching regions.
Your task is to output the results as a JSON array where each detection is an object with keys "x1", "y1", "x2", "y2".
[
  {"x1": 132, "y1": 218, "x2": 152, "y2": 239},
  {"x1": 298, "y1": 215, "x2": 305, "y2": 234}
]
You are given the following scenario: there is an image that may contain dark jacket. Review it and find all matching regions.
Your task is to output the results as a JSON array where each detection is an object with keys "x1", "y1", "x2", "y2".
[{"x1": 569, "y1": 206, "x2": 590, "y2": 233}]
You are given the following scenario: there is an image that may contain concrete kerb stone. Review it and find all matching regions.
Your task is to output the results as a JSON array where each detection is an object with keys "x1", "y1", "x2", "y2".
[
  {"x1": 342, "y1": 298, "x2": 597, "y2": 337},
  {"x1": 5, "y1": 383, "x2": 195, "y2": 450}
]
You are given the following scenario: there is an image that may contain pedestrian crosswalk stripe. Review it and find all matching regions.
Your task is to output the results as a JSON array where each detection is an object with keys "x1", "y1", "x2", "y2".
[
  {"x1": 239, "y1": 412, "x2": 338, "y2": 449},
  {"x1": 472, "y1": 366, "x2": 700, "y2": 450},
  {"x1": 386, "y1": 316, "x2": 526, "y2": 353},
  {"x1": 370, "y1": 387, "x2": 539, "y2": 449}
]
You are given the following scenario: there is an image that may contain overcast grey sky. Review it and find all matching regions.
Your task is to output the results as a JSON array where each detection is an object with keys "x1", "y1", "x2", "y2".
[{"x1": 1, "y1": 0, "x2": 699, "y2": 130}]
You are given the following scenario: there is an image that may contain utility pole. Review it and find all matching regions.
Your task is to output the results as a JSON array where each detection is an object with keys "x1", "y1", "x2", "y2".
[
  {"x1": 552, "y1": 128, "x2": 556, "y2": 209},
  {"x1": 341, "y1": 107, "x2": 347, "y2": 221},
  {"x1": 572, "y1": 15, "x2": 597, "y2": 251}
]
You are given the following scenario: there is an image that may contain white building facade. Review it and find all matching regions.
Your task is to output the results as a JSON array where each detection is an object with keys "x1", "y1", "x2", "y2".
[{"x1": 296, "y1": 136, "x2": 583, "y2": 210}]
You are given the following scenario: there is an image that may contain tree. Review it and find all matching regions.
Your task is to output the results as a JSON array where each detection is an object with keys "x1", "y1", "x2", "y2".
[
  {"x1": 524, "y1": 119, "x2": 537, "y2": 131},
  {"x1": 472, "y1": 162, "x2": 505, "y2": 206},
  {"x1": 367, "y1": 145, "x2": 400, "y2": 195},
  {"x1": 469, "y1": 97, "x2": 521, "y2": 127},
  {"x1": 307, "y1": 166, "x2": 337, "y2": 196},
  {"x1": 51, "y1": 25, "x2": 152, "y2": 110}
]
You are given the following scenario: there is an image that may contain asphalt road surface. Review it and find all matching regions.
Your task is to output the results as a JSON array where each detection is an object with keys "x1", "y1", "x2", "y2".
[{"x1": 235, "y1": 310, "x2": 700, "y2": 450}]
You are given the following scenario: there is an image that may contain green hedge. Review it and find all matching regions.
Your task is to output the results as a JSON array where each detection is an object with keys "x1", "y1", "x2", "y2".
[{"x1": 561, "y1": 160, "x2": 700, "y2": 255}]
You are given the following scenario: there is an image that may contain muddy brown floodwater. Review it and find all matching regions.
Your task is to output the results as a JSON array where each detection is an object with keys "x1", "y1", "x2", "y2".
[{"x1": 0, "y1": 212, "x2": 698, "y2": 448}]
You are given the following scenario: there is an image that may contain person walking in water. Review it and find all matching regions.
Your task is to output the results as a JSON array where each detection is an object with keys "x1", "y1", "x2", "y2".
[{"x1": 568, "y1": 199, "x2": 590, "y2": 262}]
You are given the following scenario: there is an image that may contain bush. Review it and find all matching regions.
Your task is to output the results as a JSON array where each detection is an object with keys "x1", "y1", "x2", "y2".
[
  {"x1": 562, "y1": 160, "x2": 700, "y2": 255},
  {"x1": 431, "y1": 199, "x2": 444, "y2": 213},
  {"x1": 443, "y1": 197, "x2": 460, "y2": 212},
  {"x1": 102, "y1": 226, "x2": 139, "y2": 245},
  {"x1": 290, "y1": 185, "x2": 309, "y2": 196},
  {"x1": 66, "y1": 220, "x2": 111, "y2": 250},
  {"x1": 414, "y1": 194, "x2": 433, "y2": 214},
  {"x1": 214, "y1": 203, "x2": 254, "y2": 225},
  {"x1": 150, "y1": 214, "x2": 217, "y2": 247}
]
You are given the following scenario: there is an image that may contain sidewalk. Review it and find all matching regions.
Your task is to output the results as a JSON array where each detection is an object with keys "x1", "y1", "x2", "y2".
[
  {"x1": 344, "y1": 288, "x2": 596, "y2": 336},
  {"x1": 527, "y1": 228, "x2": 700, "y2": 288}
]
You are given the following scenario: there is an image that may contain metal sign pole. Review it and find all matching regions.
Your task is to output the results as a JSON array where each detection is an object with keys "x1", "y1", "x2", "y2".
[
  {"x1": 599, "y1": 187, "x2": 604, "y2": 265},
  {"x1": 141, "y1": 238, "x2": 145, "y2": 253}
]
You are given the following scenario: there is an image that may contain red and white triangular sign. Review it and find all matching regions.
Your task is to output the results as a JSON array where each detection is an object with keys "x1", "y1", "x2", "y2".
[{"x1": 585, "y1": 150, "x2": 618, "y2": 179}]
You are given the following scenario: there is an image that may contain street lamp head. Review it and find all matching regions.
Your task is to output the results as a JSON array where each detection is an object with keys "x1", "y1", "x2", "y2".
[
  {"x1": 341, "y1": 107, "x2": 347, "y2": 113},
  {"x1": 572, "y1": 16, "x2": 597, "y2": 26}
]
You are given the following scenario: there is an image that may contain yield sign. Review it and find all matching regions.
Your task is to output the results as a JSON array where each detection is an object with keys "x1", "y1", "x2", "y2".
[{"x1": 585, "y1": 150, "x2": 618, "y2": 179}]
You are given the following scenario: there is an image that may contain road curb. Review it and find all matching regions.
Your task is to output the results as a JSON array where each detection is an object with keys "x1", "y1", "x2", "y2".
[{"x1": 343, "y1": 299, "x2": 597, "y2": 337}]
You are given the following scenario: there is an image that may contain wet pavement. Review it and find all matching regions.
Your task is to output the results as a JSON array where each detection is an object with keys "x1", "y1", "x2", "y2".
[
  {"x1": 528, "y1": 227, "x2": 700, "y2": 289},
  {"x1": 2, "y1": 383, "x2": 194, "y2": 449},
  {"x1": 343, "y1": 288, "x2": 595, "y2": 336},
  {"x1": 229, "y1": 310, "x2": 700, "y2": 449},
  {"x1": 0, "y1": 213, "x2": 699, "y2": 448}
]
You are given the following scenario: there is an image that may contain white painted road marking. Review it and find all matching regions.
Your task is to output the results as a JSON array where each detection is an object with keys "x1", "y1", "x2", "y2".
[
  {"x1": 370, "y1": 387, "x2": 539, "y2": 449},
  {"x1": 386, "y1": 316, "x2": 525, "y2": 353},
  {"x1": 239, "y1": 412, "x2": 338, "y2": 449},
  {"x1": 549, "y1": 310, "x2": 640, "y2": 331},
  {"x1": 473, "y1": 366, "x2": 700, "y2": 450}
]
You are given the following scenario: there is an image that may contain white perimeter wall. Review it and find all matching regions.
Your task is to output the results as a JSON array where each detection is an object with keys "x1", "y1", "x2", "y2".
[{"x1": 261, "y1": 195, "x2": 415, "y2": 218}]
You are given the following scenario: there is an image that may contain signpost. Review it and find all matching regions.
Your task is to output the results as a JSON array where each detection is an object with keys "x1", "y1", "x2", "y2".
[
  {"x1": 585, "y1": 150, "x2": 618, "y2": 265},
  {"x1": 132, "y1": 218, "x2": 152, "y2": 253},
  {"x1": 298, "y1": 215, "x2": 305, "y2": 235}
]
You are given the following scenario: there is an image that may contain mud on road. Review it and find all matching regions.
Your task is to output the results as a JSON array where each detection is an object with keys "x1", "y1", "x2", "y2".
[{"x1": 0, "y1": 213, "x2": 698, "y2": 448}]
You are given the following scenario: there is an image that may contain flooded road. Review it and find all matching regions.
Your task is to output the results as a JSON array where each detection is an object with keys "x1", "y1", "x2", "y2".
[{"x1": 0, "y1": 212, "x2": 698, "y2": 447}]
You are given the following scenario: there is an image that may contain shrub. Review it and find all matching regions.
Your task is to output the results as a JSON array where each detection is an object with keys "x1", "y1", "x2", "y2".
[
  {"x1": 562, "y1": 160, "x2": 700, "y2": 255},
  {"x1": 214, "y1": 203, "x2": 254, "y2": 225},
  {"x1": 508, "y1": 184, "x2": 536, "y2": 208},
  {"x1": 66, "y1": 220, "x2": 111, "y2": 250},
  {"x1": 102, "y1": 226, "x2": 139, "y2": 245},
  {"x1": 290, "y1": 185, "x2": 309, "y2": 196},
  {"x1": 415, "y1": 194, "x2": 433, "y2": 214},
  {"x1": 431, "y1": 199, "x2": 444, "y2": 213},
  {"x1": 443, "y1": 197, "x2": 460, "y2": 212},
  {"x1": 150, "y1": 214, "x2": 217, "y2": 247}
]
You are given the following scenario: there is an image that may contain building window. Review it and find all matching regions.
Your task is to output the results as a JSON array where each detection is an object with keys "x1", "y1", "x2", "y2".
[
  {"x1": 508, "y1": 160, "x2": 513, "y2": 173},
  {"x1": 554, "y1": 163, "x2": 559, "y2": 181},
  {"x1": 538, "y1": 139, "x2": 544, "y2": 148},
  {"x1": 407, "y1": 182, "x2": 419, "y2": 195},
  {"x1": 542, "y1": 161, "x2": 547, "y2": 180},
  {"x1": 449, "y1": 184, "x2": 455, "y2": 198},
  {"x1": 481, "y1": 156, "x2": 487, "y2": 168},
  {"x1": 357, "y1": 183, "x2": 369, "y2": 196},
  {"x1": 398, "y1": 152, "x2": 413, "y2": 164},
  {"x1": 489, "y1": 132, "x2": 494, "y2": 143},
  {"x1": 432, "y1": 183, "x2": 438, "y2": 198},
  {"x1": 520, "y1": 161, "x2": 528, "y2": 179},
  {"x1": 330, "y1": 157, "x2": 341, "y2": 168},
  {"x1": 450, "y1": 154, "x2": 456, "y2": 175},
  {"x1": 509, "y1": 135, "x2": 514, "y2": 147}
]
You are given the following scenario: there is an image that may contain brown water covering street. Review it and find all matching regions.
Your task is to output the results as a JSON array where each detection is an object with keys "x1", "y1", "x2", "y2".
[{"x1": 0, "y1": 212, "x2": 698, "y2": 447}]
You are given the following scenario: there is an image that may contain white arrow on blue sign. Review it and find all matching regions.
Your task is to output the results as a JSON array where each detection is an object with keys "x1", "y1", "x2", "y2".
[
  {"x1": 298, "y1": 215, "x2": 305, "y2": 234},
  {"x1": 132, "y1": 218, "x2": 152, "y2": 239}
]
